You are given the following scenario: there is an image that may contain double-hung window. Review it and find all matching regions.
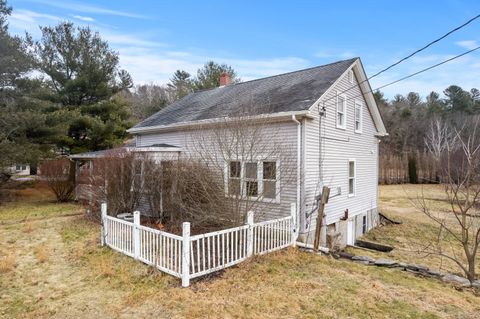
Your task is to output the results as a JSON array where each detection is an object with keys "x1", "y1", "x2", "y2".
[
  {"x1": 354, "y1": 101, "x2": 362, "y2": 133},
  {"x1": 262, "y1": 161, "x2": 277, "y2": 199},
  {"x1": 227, "y1": 160, "x2": 278, "y2": 200},
  {"x1": 228, "y1": 161, "x2": 241, "y2": 196},
  {"x1": 336, "y1": 93, "x2": 347, "y2": 129},
  {"x1": 244, "y1": 162, "x2": 258, "y2": 197},
  {"x1": 348, "y1": 159, "x2": 355, "y2": 196}
]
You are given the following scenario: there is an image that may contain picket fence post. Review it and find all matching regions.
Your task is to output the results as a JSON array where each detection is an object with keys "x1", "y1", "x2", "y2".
[
  {"x1": 246, "y1": 211, "x2": 254, "y2": 257},
  {"x1": 100, "y1": 202, "x2": 107, "y2": 246},
  {"x1": 290, "y1": 202, "x2": 297, "y2": 246},
  {"x1": 182, "y1": 222, "x2": 191, "y2": 288},
  {"x1": 133, "y1": 211, "x2": 140, "y2": 260}
]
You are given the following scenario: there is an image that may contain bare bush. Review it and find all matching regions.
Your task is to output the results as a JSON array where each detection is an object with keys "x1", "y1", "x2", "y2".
[
  {"x1": 420, "y1": 116, "x2": 480, "y2": 282},
  {"x1": 89, "y1": 150, "x2": 143, "y2": 217},
  {"x1": 143, "y1": 159, "x2": 234, "y2": 232},
  {"x1": 40, "y1": 158, "x2": 75, "y2": 202}
]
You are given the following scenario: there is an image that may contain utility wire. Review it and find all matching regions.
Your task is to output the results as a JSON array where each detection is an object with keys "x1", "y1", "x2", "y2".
[
  {"x1": 321, "y1": 13, "x2": 480, "y2": 104},
  {"x1": 323, "y1": 45, "x2": 480, "y2": 107}
]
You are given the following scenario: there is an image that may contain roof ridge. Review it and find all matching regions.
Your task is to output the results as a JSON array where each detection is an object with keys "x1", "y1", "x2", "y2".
[{"x1": 192, "y1": 57, "x2": 358, "y2": 94}]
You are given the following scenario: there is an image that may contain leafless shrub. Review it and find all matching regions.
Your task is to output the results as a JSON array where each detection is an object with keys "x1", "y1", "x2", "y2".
[
  {"x1": 143, "y1": 159, "x2": 235, "y2": 232},
  {"x1": 89, "y1": 149, "x2": 144, "y2": 218},
  {"x1": 39, "y1": 158, "x2": 75, "y2": 202}
]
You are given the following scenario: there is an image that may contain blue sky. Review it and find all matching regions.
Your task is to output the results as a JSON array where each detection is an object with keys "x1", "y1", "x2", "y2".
[{"x1": 7, "y1": 0, "x2": 480, "y2": 98}]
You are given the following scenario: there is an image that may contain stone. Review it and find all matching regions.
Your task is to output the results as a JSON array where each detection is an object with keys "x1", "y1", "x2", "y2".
[
  {"x1": 374, "y1": 258, "x2": 397, "y2": 267},
  {"x1": 442, "y1": 273, "x2": 470, "y2": 286},
  {"x1": 405, "y1": 263, "x2": 429, "y2": 272},
  {"x1": 351, "y1": 255, "x2": 375, "y2": 263},
  {"x1": 426, "y1": 270, "x2": 443, "y2": 278},
  {"x1": 396, "y1": 262, "x2": 408, "y2": 269},
  {"x1": 472, "y1": 280, "x2": 480, "y2": 288}
]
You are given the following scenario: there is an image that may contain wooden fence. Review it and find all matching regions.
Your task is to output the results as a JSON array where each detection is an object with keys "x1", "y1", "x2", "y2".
[
  {"x1": 379, "y1": 152, "x2": 439, "y2": 184},
  {"x1": 101, "y1": 203, "x2": 297, "y2": 287}
]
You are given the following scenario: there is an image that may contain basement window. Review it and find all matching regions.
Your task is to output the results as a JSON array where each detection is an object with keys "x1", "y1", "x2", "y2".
[
  {"x1": 362, "y1": 215, "x2": 367, "y2": 234},
  {"x1": 348, "y1": 159, "x2": 355, "y2": 196},
  {"x1": 336, "y1": 93, "x2": 347, "y2": 129}
]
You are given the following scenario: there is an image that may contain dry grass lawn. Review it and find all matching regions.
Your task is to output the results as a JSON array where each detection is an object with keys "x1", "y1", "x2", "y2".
[
  {"x1": 353, "y1": 184, "x2": 480, "y2": 275},
  {"x1": 1, "y1": 182, "x2": 479, "y2": 318}
]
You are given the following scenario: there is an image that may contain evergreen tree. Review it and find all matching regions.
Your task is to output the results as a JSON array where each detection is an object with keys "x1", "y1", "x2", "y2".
[
  {"x1": 34, "y1": 22, "x2": 133, "y2": 153},
  {"x1": 193, "y1": 61, "x2": 239, "y2": 91}
]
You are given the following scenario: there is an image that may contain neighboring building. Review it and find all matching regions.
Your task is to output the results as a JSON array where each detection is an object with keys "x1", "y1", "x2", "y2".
[
  {"x1": 6, "y1": 164, "x2": 31, "y2": 176},
  {"x1": 73, "y1": 58, "x2": 387, "y2": 248}
]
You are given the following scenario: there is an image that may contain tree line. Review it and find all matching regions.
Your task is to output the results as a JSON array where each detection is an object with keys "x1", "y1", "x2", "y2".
[
  {"x1": 0, "y1": 0, "x2": 238, "y2": 178},
  {"x1": 374, "y1": 86, "x2": 480, "y2": 184}
]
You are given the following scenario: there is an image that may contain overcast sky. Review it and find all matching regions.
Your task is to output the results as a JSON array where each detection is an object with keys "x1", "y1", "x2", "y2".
[{"x1": 7, "y1": 0, "x2": 480, "y2": 99}]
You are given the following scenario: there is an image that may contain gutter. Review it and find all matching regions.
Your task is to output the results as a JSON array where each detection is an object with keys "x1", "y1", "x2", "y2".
[
  {"x1": 292, "y1": 115, "x2": 302, "y2": 233},
  {"x1": 128, "y1": 110, "x2": 314, "y2": 134}
]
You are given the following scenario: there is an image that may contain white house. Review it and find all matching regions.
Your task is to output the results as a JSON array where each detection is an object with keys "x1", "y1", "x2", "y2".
[{"x1": 120, "y1": 58, "x2": 388, "y2": 248}]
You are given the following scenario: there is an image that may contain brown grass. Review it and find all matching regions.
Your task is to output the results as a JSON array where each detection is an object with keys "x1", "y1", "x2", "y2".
[
  {"x1": 34, "y1": 245, "x2": 50, "y2": 263},
  {"x1": 0, "y1": 252, "x2": 16, "y2": 273},
  {"x1": 1, "y1": 183, "x2": 480, "y2": 318},
  {"x1": 22, "y1": 220, "x2": 35, "y2": 233},
  {"x1": 355, "y1": 184, "x2": 480, "y2": 275}
]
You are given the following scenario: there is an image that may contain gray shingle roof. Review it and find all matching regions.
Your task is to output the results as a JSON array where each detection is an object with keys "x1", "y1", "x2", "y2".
[{"x1": 132, "y1": 58, "x2": 357, "y2": 129}]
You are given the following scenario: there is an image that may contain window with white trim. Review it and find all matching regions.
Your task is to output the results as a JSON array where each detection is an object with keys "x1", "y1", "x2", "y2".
[
  {"x1": 362, "y1": 215, "x2": 367, "y2": 234},
  {"x1": 336, "y1": 93, "x2": 347, "y2": 129},
  {"x1": 354, "y1": 101, "x2": 362, "y2": 133},
  {"x1": 244, "y1": 162, "x2": 258, "y2": 197},
  {"x1": 228, "y1": 161, "x2": 241, "y2": 196},
  {"x1": 262, "y1": 161, "x2": 277, "y2": 199},
  {"x1": 348, "y1": 160, "x2": 355, "y2": 196},
  {"x1": 348, "y1": 69, "x2": 354, "y2": 83},
  {"x1": 226, "y1": 160, "x2": 278, "y2": 200}
]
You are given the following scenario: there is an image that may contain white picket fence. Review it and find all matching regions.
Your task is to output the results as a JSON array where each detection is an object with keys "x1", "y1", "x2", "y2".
[{"x1": 101, "y1": 203, "x2": 298, "y2": 287}]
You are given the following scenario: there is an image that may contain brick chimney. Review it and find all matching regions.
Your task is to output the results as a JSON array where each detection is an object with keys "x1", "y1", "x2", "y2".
[{"x1": 219, "y1": 72, "x2": 231, "y2": 86}]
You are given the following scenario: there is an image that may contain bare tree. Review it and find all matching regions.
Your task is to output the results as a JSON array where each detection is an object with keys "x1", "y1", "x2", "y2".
[
  {"x1": 188, "y1": 108, "x2": 297, "y2": 224},
  {"x1": 39, "y1": 158, "x2": 75, "y2": 202},
  {"x1": 420, "y1": 116, "x2": 480, "y2": 282}
]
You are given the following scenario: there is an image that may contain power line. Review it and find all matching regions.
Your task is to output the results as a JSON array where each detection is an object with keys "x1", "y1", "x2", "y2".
[
  {"x1": 374, "y1": 46, "x2": 480, "y2": 91},
  {"x1": 369, "y1": 13, "x2": 480, "y2": 81},
  {"x1": 322, "y1": 45, "x2": 480, "y2": 108},
  {"x1": 322, "y1": 13, "x2": 480, "y2": 104}
]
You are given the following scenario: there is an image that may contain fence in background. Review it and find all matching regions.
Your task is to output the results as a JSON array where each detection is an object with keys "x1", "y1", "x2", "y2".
[{"x1": 101, "y1": 203, "x2": 297, "y2": 287}]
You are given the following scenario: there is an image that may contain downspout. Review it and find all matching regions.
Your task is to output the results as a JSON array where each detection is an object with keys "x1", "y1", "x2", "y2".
[{"x1": 292, "y1": 115, "x2": 301, "y2": 235}]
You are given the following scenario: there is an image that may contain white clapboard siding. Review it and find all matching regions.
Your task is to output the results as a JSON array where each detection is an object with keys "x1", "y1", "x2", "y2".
[
  {"x1": 303, "y1": 66, "x2": 379, "y2": 230},
  {"x1": 136, "y1": 121, "x2": 299, "y2": 221}
]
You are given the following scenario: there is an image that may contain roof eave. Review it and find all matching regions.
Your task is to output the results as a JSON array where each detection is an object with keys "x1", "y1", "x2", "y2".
[{"x1": 127, "y1": 110, "x2": 314, "y2": 134}]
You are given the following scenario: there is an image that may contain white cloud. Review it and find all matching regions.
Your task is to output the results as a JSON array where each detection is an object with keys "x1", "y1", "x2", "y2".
[
  {"x1": 456, "y1": 40, "x2": 479, "y2": 50},
  {"x1": 72, "y1": 15, "x2": 95, "y2": 22},
  {"x1": 118, "y1": 47, "x2": 310, "y2": 85},
  {"x1": 28, "y1": 0, "x2": 147, "y2": 19}
]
